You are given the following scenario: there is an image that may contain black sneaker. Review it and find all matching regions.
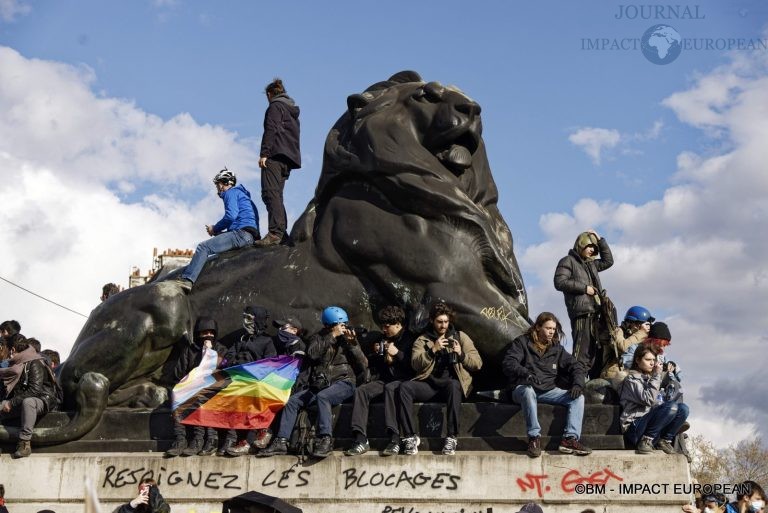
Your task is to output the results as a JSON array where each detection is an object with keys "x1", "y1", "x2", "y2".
[
  {"x1": 257, "y1": 437, "x2": 288, "y2": 457},
  {"x1": 311, "y1": 436, "x2": 333, "y2": 458},
  {"x1": 344, "y1": 440, "x2": 370, "y2": 456},
  {"x1": 198, "y1": 436, "x2": 218, "y2": 456},
  {"x1": 381, "y1": 440, "x2": 400, "y2": 457},
  {"x1": 527, "y1": 436, "x2": 541, "y2": 458},
  {"x1": 181, "y1": 438, "x2": 203, "y2": 457},
  {"x1": 559, "y1": 437, "x2": 592, "y2": 456},
  {"x1": 217, "y1": 437, "x2": 235, "y2": 457},
  {"x1": 165, "y1": 437, "x2": 186, "y2": 458}
]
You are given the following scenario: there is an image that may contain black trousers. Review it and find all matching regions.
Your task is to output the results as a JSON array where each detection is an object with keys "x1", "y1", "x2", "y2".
[
  {"x1": 261, "y1": 158, "x2": 291, "y2": 238},
  {"x1": 398, "y1": 378, "x2": 462, "y2": 438},
  {"x1": 572, "y1": 314, "x2": 602, "y2": 379},
  {"x1": 349, "y1": 379, "x2": 402, "y2": 437}
]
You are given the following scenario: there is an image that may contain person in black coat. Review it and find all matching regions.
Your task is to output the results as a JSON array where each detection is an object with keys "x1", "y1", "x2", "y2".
[
  {"x1": 224, "y1": 305, "x2": 278, "y2": 456},
  {"x1": 165, "y1": 316, "x2": 222, "y2": 458},
  {"x1": 0, "y1": 339, "x2": 60, "y2": 458},
  {"x1": 112, "y1": 479, "x2": 170, "y2": 513},
  {"x1": 553, "y1": 229, "x2": 613, "y2": 379},
  {"x1": 502, "y1": 312, "x2": 591, "y2": 458},
  {"x1": 344, "y1": 305, "x2": 415, "y2": 457},
  {"x1": 254, "y1": 78, "x2": 301, "y2": 247}
]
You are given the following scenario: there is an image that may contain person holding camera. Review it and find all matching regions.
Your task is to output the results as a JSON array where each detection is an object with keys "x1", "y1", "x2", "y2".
[
  {"x1": 344, "y1": 305, "x2": 415, "y2": 457},
  {"x1": 502, "y1": 311, "x2": 592, "y2": 458},
  {"x1": 397, "y1": 302, "x2": 482, "y2": 456},
  {"x1": 113, "y1": 478, "x2": 170, "y2": 513},
  {"x1": 259, "y1": 306, "x2": 367, "y2": 458}
]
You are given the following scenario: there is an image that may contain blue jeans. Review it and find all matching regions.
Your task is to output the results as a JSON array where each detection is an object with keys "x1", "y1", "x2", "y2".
[
  {"x1": 511, "y1": 385, "x2": 584, "y2": 439},
  {"x1": 181, "y1": 229, "x2": 254, "y2": 283},
  {"x1": 625, "y1": 402, "x2": 689, "y2": 445},
  {"x1": 276, "y1": 380, "x2": 355, "y2": 438}
]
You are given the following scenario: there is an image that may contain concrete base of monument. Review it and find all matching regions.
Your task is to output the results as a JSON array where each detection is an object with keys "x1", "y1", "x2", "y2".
[
  {"x1": 0, "y1": 402, "x2": 626, "y2": 453},
  {"x1": 0, "y1": 450, "x2": 693, "y2": 513}
]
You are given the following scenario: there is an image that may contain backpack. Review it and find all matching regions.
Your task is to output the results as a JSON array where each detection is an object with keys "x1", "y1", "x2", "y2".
[{"x1": 287, "y1": 409, "x2": 316, "y2": 462}]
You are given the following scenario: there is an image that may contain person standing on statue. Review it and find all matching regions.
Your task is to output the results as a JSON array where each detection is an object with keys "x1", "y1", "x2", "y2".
[
  {"x1": 254, "y1": 78, "x2": 301, "y2": 247},
  {"x1": 554, "y1": 229, "x2": 613, "y2": 379}
]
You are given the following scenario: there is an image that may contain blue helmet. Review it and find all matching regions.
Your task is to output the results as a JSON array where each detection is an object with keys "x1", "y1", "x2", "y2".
[
  {"x1": 624, "y1": 306, "x2": 655, "y2": 323},
  {"x1": 321, "y1": 306, "x2": 349, "y2": 326}
]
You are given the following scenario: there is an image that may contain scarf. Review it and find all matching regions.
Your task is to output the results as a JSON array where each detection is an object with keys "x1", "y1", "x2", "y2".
[{"x1": 0, "y1": 346, "x2": 44, "y2": 396}]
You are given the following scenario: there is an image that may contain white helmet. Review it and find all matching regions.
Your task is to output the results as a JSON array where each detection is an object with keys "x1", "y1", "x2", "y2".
[{"x1": 213, "y1": 167, "x2": 236, "y2": 186}]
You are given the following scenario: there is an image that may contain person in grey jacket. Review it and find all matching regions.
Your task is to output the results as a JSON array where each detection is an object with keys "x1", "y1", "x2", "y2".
[
  {"x1": 619, "y1": 345, "x2": 689, "y2": 455},
  {"x1": 554, "y1": 229, "x2": 613, "y2": 379}
]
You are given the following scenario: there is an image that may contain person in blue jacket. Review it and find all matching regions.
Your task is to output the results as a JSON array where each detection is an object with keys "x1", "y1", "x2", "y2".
[{"x1": 178, "y1": 169, "x2": 260, "y2": 289}]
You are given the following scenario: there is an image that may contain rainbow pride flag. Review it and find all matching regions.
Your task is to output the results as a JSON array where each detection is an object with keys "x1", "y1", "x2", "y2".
[{"x1": 173, "y1": 354, "x2": 301, "y2": 430}]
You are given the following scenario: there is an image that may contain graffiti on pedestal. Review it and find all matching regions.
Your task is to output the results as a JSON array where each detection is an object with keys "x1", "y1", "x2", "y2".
[
  {"x1": 102, "y1": 465, "x2": 242, "y2": 490},
  {"x1": 381, "y1": 507, "x2": 493, "y2": 513},
  {"x1": 515, "y1": 467, "x2": 623, "y2": 498}
]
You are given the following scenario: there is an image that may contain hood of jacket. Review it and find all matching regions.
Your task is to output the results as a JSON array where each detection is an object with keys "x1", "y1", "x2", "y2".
[
  {"x1": 243, "y1": 305, "x2": 270, "y2": 333},
  {"x1": 573, "y1": 231, "x2": 599, "y2": 261},
  {"x1": 272, "y1": 94, "x2": 300, "y2": 119}
]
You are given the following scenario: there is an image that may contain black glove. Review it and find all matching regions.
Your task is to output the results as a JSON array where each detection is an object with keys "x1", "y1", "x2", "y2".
[
  {"x1": 569, "y1": 385, "x2": 583, "y2": 399},
  {"x1": 526, "y1": 374, "x2": 541, "y2": 386}
]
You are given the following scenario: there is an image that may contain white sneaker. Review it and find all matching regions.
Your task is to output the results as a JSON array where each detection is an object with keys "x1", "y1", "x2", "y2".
[
  {"x1": 402, "y1": 435, "x2": 420, "y2": 456},
  {"x1": 442, "y1": 436, "x2": 458, "y2": 455}
]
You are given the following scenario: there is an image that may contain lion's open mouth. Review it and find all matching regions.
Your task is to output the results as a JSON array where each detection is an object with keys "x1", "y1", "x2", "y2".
[{"x1": 433, "y1": 127, "x2": 481, "y2": 172}]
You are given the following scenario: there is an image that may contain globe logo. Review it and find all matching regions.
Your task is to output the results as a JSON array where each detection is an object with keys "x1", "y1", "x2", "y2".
[{"x1": 641, "y1": 24, "x2": 682, "y2": 65}]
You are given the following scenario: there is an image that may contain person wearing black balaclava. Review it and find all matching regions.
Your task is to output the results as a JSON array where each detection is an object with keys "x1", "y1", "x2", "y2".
[
  {"x1": 165, "y1": 316, "x2": 221, "y2": 458},
  {"x1": 222, "y1": 305, "x2": 277, "y2": 456}
]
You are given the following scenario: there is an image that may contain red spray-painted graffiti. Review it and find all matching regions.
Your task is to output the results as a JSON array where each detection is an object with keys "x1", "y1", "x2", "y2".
[{"x1": 515, "y1": 468, "x2": 624, "y2": 498}]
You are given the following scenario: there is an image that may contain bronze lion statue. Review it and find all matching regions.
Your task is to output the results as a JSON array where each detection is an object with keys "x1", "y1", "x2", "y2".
[{"x1": 3, "y1": 71, "x2": 529, "y2": 445}]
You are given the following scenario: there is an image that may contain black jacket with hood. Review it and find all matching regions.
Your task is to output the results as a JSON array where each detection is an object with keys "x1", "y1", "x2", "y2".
[
  {"x1": 502, "y1": 333, "x2": 585, "y2": 391},
  {"x1": 260, "y1": 94, "x2": 301, "y2": 169},
  {"x1": 367, "y1": 328, "x2": 415, "y2": 383},
  {"x1": 554, "y1": 232, "x2": 614, "y2": 319},
  {"x1": 172, "y1": 317, "x2": 223, "y2": 381},
  {"x1": 223, "y1": 306, "x2": 276, "y2": 367}
]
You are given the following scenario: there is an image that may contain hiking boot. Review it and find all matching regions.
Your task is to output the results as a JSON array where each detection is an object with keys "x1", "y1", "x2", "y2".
[
  {"x1": 559, "y1": 437, "x2": 592, "y2": 456},
  {"x1": 174, "y1": 277, "x2": 193, "y2": 292},
  {"x1": 381, "y1": 440, "x2": 400, "y2": 457},
  {"x1": 402, "y1": 435, "x2": 420, "y2": 456},
  {"x1": 253, "y1": 429, "x2": 273, "y2": 449},
  {"x1": 527, "y1": 436, "x2": 542, "y2": 458},
  {"x1": 181, "y1": 438, "x2": 203, "y2": 457},
  {"x1": 165, "y1": 437, "x2": 186, "y2": 458},
  {"x1": 442, "y1": 436, "x2": 458, "y2": 456},
  {"x1": 636, "y1": 436, "x2": 655, "y2": 454},
  {"x1": 226, "y1": 439, "x2": 253, "y2": 457},
  {"x1": 253, "y1": 233, "x2": 281, "y2": 247},
  {"x1": 217, "y1": 436, "x2": 235, "y2": 457},
  {"x1": 657, "y1": 439, "x2": 676, "y2": 454},
  {"x1": 344, "y1": 440, "x2": 370, "y2": 456},
  {"x1": 198, "y1": 436, "x2": 218, "y2": 456},
  {"x1": 12, "y1": 439, "x2": 31, "y2": 459},
  {"x1": 311, "y1": 436, "x2": 333, "y2": 458},
  {"x1": 677, "y1": 421, "x2": 691, "y2": 434},
  {"x1": 257, "y1": 437, "x2": 288, "y2": 457}
]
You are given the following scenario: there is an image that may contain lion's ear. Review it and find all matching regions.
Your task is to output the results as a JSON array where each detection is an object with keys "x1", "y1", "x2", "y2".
[
  {"x1": 388, "y1": 70, "x2": 422, "y2": 84},
  {"x1": 347, "y1": 93, "x2": 371, "y2": 117}
]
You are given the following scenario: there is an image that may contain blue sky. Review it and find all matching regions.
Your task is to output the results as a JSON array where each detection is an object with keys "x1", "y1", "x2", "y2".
[{"x1": 1, "y1": 0, "x2": 767, "y2": 448}]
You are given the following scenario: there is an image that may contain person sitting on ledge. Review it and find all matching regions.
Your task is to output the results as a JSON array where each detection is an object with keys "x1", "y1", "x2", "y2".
[
  {"x1": 177, "y1": 168, "x2": 260, "y2": 290},
  {"x1": 601, "y1": 305, "x2": 653, "y2": 383},
  {"x1": 502, "y1": 311, "x2": 592, "y2": 458},
  {"x1": 619, "y1": 344, "x2": 689, "y2": 455},
  {"x1": 258, "y1": 306, "x2": 367, "y2": 459},
  {"x1": 113, "y1": 478, "x2": 170, "y2": 513},
  {"x1": 397, "y1": 302, "x2": 482, "y2": 456},
  {"x1": 344, "y1": 305, "x2": 415, "y2": 457},
  {"x1": 0, "y1": 338, "x2": 61, "y2": 458}
]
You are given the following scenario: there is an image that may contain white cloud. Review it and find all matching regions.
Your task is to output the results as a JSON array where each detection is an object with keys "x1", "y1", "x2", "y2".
[
  {"x1": 0, "y1": 46, "x2": 260, "y2": 359},
  {"x1": 0, "y1": 0, "x2": 30, "y2": 22},
  {"x1": 526, "y1": 51, "x2": 768, "y2": 448},
  {"x1": 568, "y1": 127, "x2": 621, "y2": 165}
]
